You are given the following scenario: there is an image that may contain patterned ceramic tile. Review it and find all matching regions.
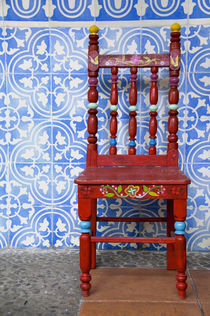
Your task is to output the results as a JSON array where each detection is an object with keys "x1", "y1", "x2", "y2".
[
  {"x1": 187, "y1": 25, "x2": 210, "y2": 77},
  {"x1": 50, "y1": 28, "x2": 87, "y2": 75},
  {"x1": 6, "y1": 28, "x2": 51, "y2": 74},
  {"x1": 52, "y1": 120, "x2": 87, "y2": 162},
  {"x1": 0, "y1": 32, "x2": 6, "y2": 68},
  {"x1": 0, "y1": 2, "x2": 4, "y2": 21},
  {"x1": 50, "y1": 0, "x2": 94, "y2": 21},
  {"x1": 185, "y1": 180, "x2": 210, "y2": 251},
  {"x1": 9, "y1": 206, "x2": 53, "y2": 248},
  {"x1": 9, "y1": 162, "x2": 53, "y2": 207},
  {"x1": 141, "y1": 0, "x2": 188, "y2": 20},
  {"x1": 184, "y1": 94, "x2": 209, "y2": 164},
  {"x1": 1, "y1": 0, "x2": 209, "y2": 22},
  {"x1": 187, "y1": 0, "x2": 210, "y2": 19},
  {"x1": 52, "y1": 166, "x2": 76, "y2": 206},
  {"x1": 96, "y1": 0, "x2": 140, "y2": 21},
  {"x1": 3, "y1": 0, "x2": 49, "y2": 21},
  {"x1": 98, "y1": 27, "x2": 141, "y2": 75},
  {"x1": 0, "y1": 3, "x2": 209, "y2": 251},
  {"x1": 51, "y1": 74, "x2": 88, "y2": 119},
  {"x1": 52, "y1": 206, "x2": 80, "y2": 248},
  {"x1": 97, "y1": 199, "x2": 140, "y2": 250},
  {"x1": 0, "y1": 74, "x2": 8, "y2": 156},
  {"x1": 0, "y1": 167, "x2": 9, "y2": 248}
]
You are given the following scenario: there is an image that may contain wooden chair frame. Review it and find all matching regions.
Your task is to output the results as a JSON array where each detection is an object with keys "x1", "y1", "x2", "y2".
[{"x1": 74, "y1": 23, "x2": 190, "y2": 298}]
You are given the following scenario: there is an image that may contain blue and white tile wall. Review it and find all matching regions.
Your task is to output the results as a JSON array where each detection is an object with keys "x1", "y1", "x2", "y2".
[{"x1": 0, "y1": 0, "x2": 209, "y2": 250}]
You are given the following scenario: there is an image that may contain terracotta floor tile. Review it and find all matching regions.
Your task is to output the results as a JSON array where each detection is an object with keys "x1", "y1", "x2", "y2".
[
  {"x1": 190, "y1": 270, "x2": 210, "y2": 303},
  {"x1": 202, "y1": 303, "x2": 210, "y2": 316},
  {"x1": 83, "y1": 268, "x2": 196, "y2": 303},
  {"x1": 80, "y1": 302, "x2": 201, "y2": 316}
]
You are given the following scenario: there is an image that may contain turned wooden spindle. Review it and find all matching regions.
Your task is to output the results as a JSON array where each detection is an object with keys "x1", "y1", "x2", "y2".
[
  {"x1": 87, "y1": 25, "x2": 99, "y2": 167},
  {"x1": 168, "y1": 23, "x2": 181, "y2": 161},
  {"x1": 109, "y1": 67, "x2": 118, "y2": 155},
  {"x1": 176, "y1": 234, "x2": 187, "y2": 298},
  {"x1": 128, "y1": 67, "x2": 137, "y2": 155},
  {"x1": 80, "y1": 231, "x2": 91, "y2": 296},
  {"x1": 174, "y1": 199, "x2": 187, "y2": 298},
  {"x1": 149, "y1": 66, "x2": 158, "y2": 155},
  {"x1": 79, "y1": 199, "x2": 92, "y2": 296}
]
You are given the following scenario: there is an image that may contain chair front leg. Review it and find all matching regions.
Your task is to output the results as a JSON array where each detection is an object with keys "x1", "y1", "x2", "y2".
[
  {"x1": 79, "y1": 198, "x2": 92, "y2": 296},
  {"x1": 90, "y1": 199, "x2": 97, "y2": 269},
  {"x1": 174, "y1": 199, "x2": 187, "y2": 298},
  {"x1": 167, "y1": 199, "x2": 176, "y2": 270}
]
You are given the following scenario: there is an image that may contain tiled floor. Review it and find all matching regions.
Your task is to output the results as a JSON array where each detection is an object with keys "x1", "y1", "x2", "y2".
[
  {"x1": 80, "y1": 251, "x2": 210, "y2": 316},
  {"x1": 0, "y1": 249, "x2": 209, "y2": 315},
  {"x1": 80, "y1": 268, "x2": 209, "y2": 316}
]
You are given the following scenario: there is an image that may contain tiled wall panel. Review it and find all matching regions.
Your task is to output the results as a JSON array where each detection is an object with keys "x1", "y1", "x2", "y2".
[{"x1": 0, "y1": 1, "x2": 209, "y2": 250}]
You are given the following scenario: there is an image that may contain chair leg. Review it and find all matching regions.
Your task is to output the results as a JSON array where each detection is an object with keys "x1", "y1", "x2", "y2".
[
  {"x1": 174, "y1": 199, "x2": 187, "y2": 298},
  {"x1": 175, "y1": 234, "x2": 187, "y2": 298},
  {"x1": 91, "y1": 199, "x2": 97, "y2": 269},
  {"x1": 80, "y1": 231, "x2": 91, "y2": 296},
  {"x1": 167, "y1": 199, "x2": 176, "y2": 270},
  {"x1": 79, "y1": 198, "x2": 92, "y2": 296}
]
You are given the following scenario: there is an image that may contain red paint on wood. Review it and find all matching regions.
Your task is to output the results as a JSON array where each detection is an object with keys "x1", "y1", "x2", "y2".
[
  {"x1": 129, "y1": 67, "x2": 137, "y2": 155},
  {"x1": 80, "y1": 233, "x2": 91, "y2": 296},
  {"x1": 75, "y1": 26, "x2": 190, "y2": 299},
  {"x1": 96, "y1": 217, "x2": 167, "y2": 222},
  {"x1": 167, "y1": 149, "x2": 178, "y2": 167},
  {"x1": 90, "y1": 199, "x2": 97, "y2": 269},
  {"x1": 86, "y1": 144, "x2": 97, "y2": 167},
  {"x1": 75, "y1": 166, "x2": 190, "y2": 185},
  {"x1": 149, "y1": 67, "x2": 158, "y2": 155},
  {"x1": 175, "y1": 234, "x2": 187, "y2": 298},
  {"x1": 91, "y1": 236, "x2": 176, "y2": 244},
  {"x1": 168, "y1": 29, "x2": 181, "y2": 156},
  {"x1": 88, "y1": 50, "x2": 99, "y2": 72},
  {"x1": 150, "y1": 66, "x2": 158, "y2": 104},
  {"x1": 174, "y1": 199, "x2": 187, "y2": 222},
  {"x1": 110, "y1": 66, "x2": 118, "y2": 105},
  {"x1": 97, "y1": 154, "x2": 168, "y2": 166},
  {"x1": 78, "y1": 198, "x2": 92, "y2": 220},
  {"x1": 99, "y1": 53, "x2": 170, "y2": 68},
  {"x1": 167, "y1": 199, "x2": 176, "y2": 270},
  {"x1": 78, "y1": 184, "x2": 188, "y2": 200},
  {"x1": 87, "y1": 32, "x2": 99, "y2": 166},
  {"x1": 110, "y1": 67, "x2": 118, "y2": 155},
  {"x1": 110, "y1": 112, "x2": 118, "y2": 135}
]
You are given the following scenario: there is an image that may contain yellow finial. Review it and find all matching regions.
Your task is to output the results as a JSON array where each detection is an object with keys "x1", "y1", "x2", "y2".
[
  {"x1": 171, "y1": 23, "x2": 181, "y2": 32},
  {"x1": 89, "y1": 25, "x2": 99, "y2": 35}
]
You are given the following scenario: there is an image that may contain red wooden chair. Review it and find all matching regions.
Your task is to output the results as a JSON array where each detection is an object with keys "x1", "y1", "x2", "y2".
[{"x1": 74, "y1": 23, "x2": 190, "y2": 298}]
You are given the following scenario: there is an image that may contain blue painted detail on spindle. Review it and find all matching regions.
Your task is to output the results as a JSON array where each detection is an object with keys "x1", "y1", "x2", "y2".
[
  {"x1": 110, "y1": 138, "x2": 117, "y2": 146},
  {"x1": 129, "y1": 140, "x2": 136, "y2": 147},
  {"x1": 129, "y1": 106, "x2": 137, "y2": 112},
  {"x1": 88, "y1": 102, "x2": 98, "y2": 109},
  {"x1": 110, "y1": 105, "x2": 118, "y2": 111},
  {"x1": 149, "y1": 104, "x2": 158, "y2": 111},
  {"x1": 175, "y1": 221, "x2": 186, "y2": 235},
  {"x1": 149, "y1": 138, "x2": 156, "y2": 146},
  {"x1": 169, "y1": 104, "x2": 178, "y2": 110},
  {"x1": 80, "y1": 221, "x2": 91, "y2": 233}
]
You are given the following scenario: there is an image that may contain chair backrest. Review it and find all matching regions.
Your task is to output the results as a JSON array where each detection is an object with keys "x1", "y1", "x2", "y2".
[{"x1": 87, "y1": 24, "x2": 181, "y2": 168}]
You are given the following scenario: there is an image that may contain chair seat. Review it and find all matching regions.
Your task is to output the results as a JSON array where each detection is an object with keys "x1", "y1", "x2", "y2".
[{"x1": 75, "y1": 166, "x2": 190, "y2": 185}]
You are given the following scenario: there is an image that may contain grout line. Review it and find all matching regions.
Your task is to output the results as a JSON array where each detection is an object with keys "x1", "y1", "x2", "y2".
[
  {"x1": 187, "y1": 267, "x2": 205, "y2": 316},
  {"x1": 49, "y1": 25, "x2": 54, "y2": 248},
  {"x1": 82, "y1": 299, "x2": 198, "y2": 304},
  {"x1": 0, "y1": 18, "x2": 210, "y2": 28},
  {"x1": 78, "y1": 298, "x2": 84, "y2": 316}
]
